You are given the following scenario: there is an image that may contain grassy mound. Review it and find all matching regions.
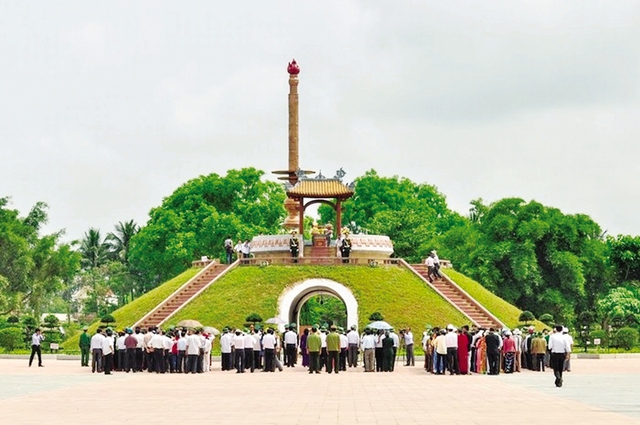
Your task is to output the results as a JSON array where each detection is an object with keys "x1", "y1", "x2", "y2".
[
  {"x1": 444, "y1": 269, "x2": 547, "y2": 330},
  {"x1": 61, "y1": 268, "x2": 199, "y2": 351},
  {"x1": 168, "y1": 265, "x2": 469, "y2": 333}
]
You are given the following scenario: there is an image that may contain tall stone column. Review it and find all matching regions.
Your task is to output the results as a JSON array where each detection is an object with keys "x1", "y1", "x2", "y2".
[{"x1": 283, "y1": 60, "x2": 301, "y2": 231}]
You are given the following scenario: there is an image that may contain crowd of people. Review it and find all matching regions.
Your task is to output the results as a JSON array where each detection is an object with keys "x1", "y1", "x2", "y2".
[
  {"x1": 76, "y1": 320, "x2": 574, "y2": 387},
  {"x1": 421, "y1": 324, "x2": 574, "y2": 387}
]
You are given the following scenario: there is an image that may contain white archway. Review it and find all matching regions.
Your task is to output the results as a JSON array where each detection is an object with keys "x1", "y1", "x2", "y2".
[{"x1": 276, "y1": 278, "x2": 358, "y2": 332}]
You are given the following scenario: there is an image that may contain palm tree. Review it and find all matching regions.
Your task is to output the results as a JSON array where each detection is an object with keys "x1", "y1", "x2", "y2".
[
  {"x1": 79, "y1": 228, "x2": 111, "y2": 269},
  {"x1": 107, "y1": 220, "x2": 139, "y2": 264}
]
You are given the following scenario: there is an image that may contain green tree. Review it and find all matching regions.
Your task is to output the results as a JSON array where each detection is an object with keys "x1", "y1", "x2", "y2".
[
  {"x1": 597, "y1": 287, "x2": 640, "y2": 331},
  {"x1": 0, "y1": 327, "x2": 23, "y2": 352},
  {"x1": 319, "y1": 170, "x2": 464, "y2": 262},
  {"x1": 107, "y1": 220, "x2": 139, "y2": 264},
  {"x1": 245, "y1": 313, "x2": 263, "y2": 325},
  {"x1": 0, "y1": 198, "x2": 80, "y2": 316},
  {"x1": 519, "y1": 310, "x2": 536, "y2": 325},
  {"x1": 78, "y1": 228, "x2": 112, "y2": 269},
  {"x1": 128, "y1": 168, "x2": 286, "y2": 285},
  {"x1": 608, "y1": 235, "x2": 640, "y2": 282}
]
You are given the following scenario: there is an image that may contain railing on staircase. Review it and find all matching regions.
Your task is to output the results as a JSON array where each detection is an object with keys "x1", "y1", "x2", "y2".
[
  {"x1": 399, "y1": 259, "x2": 504, "y2": 329},
  {"x1": 133, "y1": 260, "x2": 239, "y2": 329}
]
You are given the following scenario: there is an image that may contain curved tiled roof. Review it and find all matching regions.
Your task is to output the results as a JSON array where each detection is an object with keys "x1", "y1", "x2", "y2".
[{"x1": 287, "y1": 179, "x2": 354, "y2": 198}]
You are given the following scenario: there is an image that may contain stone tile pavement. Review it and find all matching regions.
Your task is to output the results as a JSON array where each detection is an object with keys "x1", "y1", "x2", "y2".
[{"x1": 0, "y1": 357, "x2": 638, "y2": 425}]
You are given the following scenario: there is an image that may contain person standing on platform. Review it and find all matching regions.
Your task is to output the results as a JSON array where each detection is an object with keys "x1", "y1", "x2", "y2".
[
  {"x1": 502, "y1": 331, "x2": 516, "y2": 373},
  {"x1": 549, "y1": 325, "x2": 571, "y2": 387},
  {"x1": 90, "y1": 328, "x2": 104, "y2": 373},
  {"x1": 115, "y1": 331, "x2": 126, "y2": 371},
  {"x1": 382, "y1": 331, "x2": 395, "y2": 371},
  {"x1": 562, "y1": 327, "x2": 574, "y2": 372},
  {"x1": 289, "y1": 231, "x2": 300, "y2": 263},
  {"x1": 457, "y1": 326, "x2": 470, "y2": 374},
  {"x1": 244, "y1": 330, "x2": 255, "y2": 372},
  {"x1": 531, "y1": 332, "x2": 547, "y2": 372},
  {"x1": 220, "y1": 328, "x2": 233, "y2": 371},
  {"x1": 326, "y1": 326, "x2": 341, "y2": 374},
  {"x1": 306, "y1": 327, "x2": 321, "y2": 374},
  {"x1": 241, "y1": 240, "x2": 251, "y2": 259},
  {"x1": 79, "y1": 327, "x2": 91, "y2": 367},
  {"x1": 388, "y1": 328, "x2": 399, "y2": 371},
  {"x1": 340, "y1": 229, "x2": 352, "y2": 263},
  {"x1": 339, "y1": 328, "x2": 348, "y2": 371},
  {"x1": 224, "y1": 236, "x2": 234, "y2": 264},
  {"x1": 28, "y1": 328, "x2": 45, "y2": 368}
]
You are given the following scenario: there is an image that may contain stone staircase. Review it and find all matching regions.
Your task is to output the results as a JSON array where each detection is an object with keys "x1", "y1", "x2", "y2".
[
  {"x1": 135, "y1": 262, "x2": 235, "y2": 329},
  {"x1": 406, "y1": 262, "x2": 503, "y2": 329}
]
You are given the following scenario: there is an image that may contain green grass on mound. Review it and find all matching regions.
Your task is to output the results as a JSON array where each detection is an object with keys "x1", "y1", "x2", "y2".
[
  {"x1": 61, "y1": 268, "x2": 199, "y2": 351},
  {"x1": 443, "y1": 269, "x2": 546, "y2": 330},
  {"x1": 167, "y1": 265, "x2": 469, "y2": 334}
]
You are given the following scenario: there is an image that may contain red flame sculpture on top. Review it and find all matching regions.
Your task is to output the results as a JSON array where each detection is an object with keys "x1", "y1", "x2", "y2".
[{"x1": 287, "y1": 59, "x2": 300, "y2": 75}]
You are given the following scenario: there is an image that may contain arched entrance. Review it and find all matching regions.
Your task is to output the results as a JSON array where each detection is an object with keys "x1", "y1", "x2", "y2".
[{"x1": 276, "y1": 279, "x2": 358, "y2": 332}]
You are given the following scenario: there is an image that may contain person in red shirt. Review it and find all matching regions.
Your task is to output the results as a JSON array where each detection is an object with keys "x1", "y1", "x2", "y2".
[{"x1": 502, "y1": 331, "x2": 517, "y2": 373}]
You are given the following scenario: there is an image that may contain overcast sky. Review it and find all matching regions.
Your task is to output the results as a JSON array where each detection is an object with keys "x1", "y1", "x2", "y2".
[{"x1": 1, "y1": 1, "x2": 639, "y2": 242}]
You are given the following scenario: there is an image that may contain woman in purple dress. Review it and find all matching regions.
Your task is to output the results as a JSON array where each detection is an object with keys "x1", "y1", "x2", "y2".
[{"x1": 300, "y1": 328, "x2": 309, "y2": 367}]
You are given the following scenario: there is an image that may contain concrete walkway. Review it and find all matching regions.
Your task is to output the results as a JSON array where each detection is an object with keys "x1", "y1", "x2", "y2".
[{"x1": 1, "y1": 358, "x2": 638, "y2": 425}]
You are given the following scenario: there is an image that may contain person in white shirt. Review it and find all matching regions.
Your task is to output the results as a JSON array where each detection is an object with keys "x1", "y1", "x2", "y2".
[
  {"x1": 361, "y1": 329, "x2": 376, "y2": 372},
  {"x1": 102, "y1": 329, "x2": 115, "y2": 375},
  {"x1": 133, "y1": 327, "x2": 144, "y2": 372},
  {"x1": 262, "y1": 329, "x2": 277, "y2": 372},
  {"x1": 90, "y1": 328, "x2": 105, "y2": 373},
  {"x1": 252, "y1": 330, "x2": 262, "y2": 370},
  {"x1": 338, "y1": 329, "x2": 349, "y2": 371},
  {"x1": 241, "y1": 240, "x2": 251, "y2": 259},
  {"x1": 562, "y1": 327, "x2": 574, "y2": 372},
  {"x1": 176, "y1": 332, "x2": 188, "y2": 373},
  {"x1": 403, "y1": 328, "x2": 415, "y2": 366},
  {"x1": 28, "y1": 328, "x2": 45, "y2": 368},
  {"x1": 283, "y1": 326, "x2": 298, "y2": 367},
  {"x1": 319, "y1": 328, "x2": 328, "y2": 371},
  {"x1": 425, "y1": 255, "x2": 436, "y2": 282},
  {"x1": 232, "y1": 330, "x2": 246, "y2": 373},
  {"x1": 220, "y1": 329, "x2": 233, "y2": 371},
  {"x1": 388, "y1": 329, "x2": 400, "y2": 371},
  {"x1": 548, "y1": 325, "x2": 571, "y2": 387},
  {"x1": 185, "y1": 330, "x2": 203, "y2": 374},
  {"x1": 444, "y1": 325, "x2": 459, "y2": 375},
  {"x1": 431, "y1": 250, "x2": 443, "y2": 278},
  {"x1": 347, "y1": 326, "x2": 360, "y2": 368},
  {"x1": 244, "y1": 331, "x2": 255, "y2": 372},
  {"x1": 116, "y1": 331, "x2": 127, "y2": 371},
  {"x1": 203, "y1": 334, "x2": 214, "y2": 372},
  {"x1": 148, "y1": 330, "x2": 166, "y2": 373}
]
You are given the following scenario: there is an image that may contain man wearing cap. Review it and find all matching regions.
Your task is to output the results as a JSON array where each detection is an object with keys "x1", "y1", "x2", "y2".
[
  {"x1": 562, "y1": 327, "x2": 573, "y2": 372},
  {"x1": 549, "y1": 325, "x2": 571, "y2": 387},
  {"x1": 502, "y1": 331, "x2": 516, "y2": 373},
  {"x1": 388, "y1": 328, "x2": 399, "y2": 371},
  {"x1": 232, "y1": 329, "x2": 246, "y2": 373},
  {"x1": 220, "y1": 328, "x2": 233, "y2": 371},
  {"x1": 444, "y1": 325, "x2": 459, "y2": 375},
  {"x1": 124, "y1": 329, "x2": 137, "y2": 373},
  {"x1": 531, "y1": 332, "x2": 547, "y2": 371},
  {"x1": 79, "y1": 327, "x2": 91, "y2": 367},
  {"x1": 431, "y1": 250, "x2": 443, "y2": 278},
  {"x1": 306, "y1": 327, "x2": 322, "y2": 374},
  {"x1": 283, "y1": 325, "x2": 298, "y2": 367},
  {"x1": 512, "y1": 329, "x2": 523, "y2": 372},
  {"x1": 102, "y1": 328, "x2": 115, "y2": 375},
  {"x1": 425, "y1": 254, "x2": 436, "y2": 283},
  {"x1": 326, "y1": 326, "x2": 341, "y2": 374},
  {"x1": 115, "y1": 331, "x2": 127, "y2": 371}
]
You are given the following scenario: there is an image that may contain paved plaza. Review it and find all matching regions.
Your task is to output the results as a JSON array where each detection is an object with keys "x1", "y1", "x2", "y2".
[{"x1": 1, "y1": 357, "x2": 639, "y2": 425}]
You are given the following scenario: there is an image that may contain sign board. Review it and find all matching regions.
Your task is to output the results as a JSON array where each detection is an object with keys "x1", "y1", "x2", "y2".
[
  {"x1": 593, "y1": 338, "x2": 601, "y2": 346},
  {"x1": 50, "y1": 343, "x2": 59, "y2": 350}
]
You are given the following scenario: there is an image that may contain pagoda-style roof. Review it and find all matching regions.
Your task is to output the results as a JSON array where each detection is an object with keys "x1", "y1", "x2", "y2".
[{"x1": 286, "y1": 178, "x2": 354, "y2": 199}]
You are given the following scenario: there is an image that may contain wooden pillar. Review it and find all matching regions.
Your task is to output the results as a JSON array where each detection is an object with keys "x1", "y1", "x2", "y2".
[
  {"x1": 336, "y1": 199, "x2": 342, "y2": 236},
  {"x1": 298, "y1": 197, "x2": 305, "y2": 236}
]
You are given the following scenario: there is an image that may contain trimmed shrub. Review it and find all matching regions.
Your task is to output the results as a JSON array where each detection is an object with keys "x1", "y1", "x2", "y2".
[
  {"x1": 0, "y1": 327, "x2": 24, "y2": 352},
  {"x1": 590, "y1": 329, "x2": 609, "y2": 348},
  {"x1": 615, "y1": 327, "x2": 639, "y2": 350},
  {"x1": 369, "y1": 312, "x2": 384, "y2": 321},
  {"x1": 518, "y1": 310, "x2": 536, "y2": 325}
]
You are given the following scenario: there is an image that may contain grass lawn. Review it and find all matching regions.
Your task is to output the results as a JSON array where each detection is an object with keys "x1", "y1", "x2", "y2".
[{"x1": 168, "y1": 265, "x2": 469, "y2": 334}]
